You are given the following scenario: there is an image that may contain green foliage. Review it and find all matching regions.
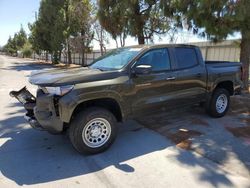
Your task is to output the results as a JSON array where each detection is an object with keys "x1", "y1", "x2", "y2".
[
  {"x1": 15, "y1": 26, "x2": 27, "y2": 49},
  {"x1": 3, "y1": 37, "x2": 17, "y2": 55},
  {"x1": 68, "y1": 0, "x2": 94, "y2": 64},
  {"x1": 69, "y1": 0, "x2": 94, "y2": 46},
  {"x1": 98, "y1": 0, "x2": 170, "y2": 44},
  {"x1": 98, "y1": 0, "x2": 128, "y2": 46},
  {"x1": 3, "y1": 27, "x2": 28, "y2": 55},
  {"x1": 161, "y1": 0, "x2": 250, "y2": 90},
  {"x1": 28, "y1": 0, "x2": 93, "y2": 64},
  {"x1": 21, "y1": 41, "x2": 33, "y2": 58},
  {"x1": 29, "y1": 0, "x2": 65, "y2": 63}
]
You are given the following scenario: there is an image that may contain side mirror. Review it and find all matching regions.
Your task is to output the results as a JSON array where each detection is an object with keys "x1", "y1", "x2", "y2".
[{"x1": 134, "y1": 64, "x2": 152, "y2": 75}]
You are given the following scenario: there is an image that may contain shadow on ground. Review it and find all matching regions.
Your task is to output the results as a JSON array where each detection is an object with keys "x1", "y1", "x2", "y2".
[
  {"x1": 137, "y1": 102, "x2": 250, "y2": 177},
  {"x1": 0, "y1": 61, "x2": 53, "y2": 72},
  {"x1": 0, "y1": 111, "x2": 236, "y2": 186}
]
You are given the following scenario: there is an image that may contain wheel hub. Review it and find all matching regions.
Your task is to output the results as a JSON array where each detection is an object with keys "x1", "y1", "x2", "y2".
[
  {"x1": 216, "y1": 94, "x2": 228, "y2": 113},
  {"x1": 82, "y1": 118, "x2": 111, "y2": 148},
  {"x1": 90, "y1": 126, "x2": 102, "y2": 138}
]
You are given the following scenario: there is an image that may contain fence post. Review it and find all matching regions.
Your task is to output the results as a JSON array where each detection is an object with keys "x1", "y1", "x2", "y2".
[
  {"x1": 85, "y1": 53, "x2": 86, "y2": 65},
  {"x1": 79, "y1": 54, "x2": 81, "y2": 65},
  {"x1": 205, "y1": 46, "x2": 209, "y2": 61}
]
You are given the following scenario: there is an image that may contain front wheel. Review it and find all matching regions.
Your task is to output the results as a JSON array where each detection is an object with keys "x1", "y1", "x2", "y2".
[
  {"x1": 69, "y1": 107, "x2": 117, "y2": 154},
  {"x1": 207, "y1": 88, "x2": 230, "y2": 118}
]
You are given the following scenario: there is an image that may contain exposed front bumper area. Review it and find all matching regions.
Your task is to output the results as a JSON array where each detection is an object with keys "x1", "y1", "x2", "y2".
[
  {"x1": 34, "y1": 90, "x2": 64, "y2": 133},
  {"x1": 10, "y1": 87, "x2": 64, "y2": 134}
]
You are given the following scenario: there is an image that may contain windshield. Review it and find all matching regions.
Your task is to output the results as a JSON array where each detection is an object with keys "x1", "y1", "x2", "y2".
[{"x1": 90, "y1": 48, "x2": 142, "y2": 70}]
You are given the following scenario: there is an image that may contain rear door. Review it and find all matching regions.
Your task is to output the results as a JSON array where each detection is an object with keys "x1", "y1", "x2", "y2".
[{"x1": 170, "y1": 47, "x2": 207, "y2": 107}]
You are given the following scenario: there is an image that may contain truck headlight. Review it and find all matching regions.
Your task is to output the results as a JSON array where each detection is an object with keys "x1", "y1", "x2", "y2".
[{"x1": 41, "y1": 85, "x2": 74, "y2": 96}]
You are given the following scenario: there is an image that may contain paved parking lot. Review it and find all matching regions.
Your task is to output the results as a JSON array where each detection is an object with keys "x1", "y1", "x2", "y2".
[{"x1": 0, "y1": 55, "x2": 250, "y2": 188}]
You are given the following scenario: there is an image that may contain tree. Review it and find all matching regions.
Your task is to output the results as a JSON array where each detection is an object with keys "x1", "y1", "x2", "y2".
[
  {"x1": 3, "y1": 36, "x2": 17, "y2": 55},
  {"x1": 161, "y1": 0, "x2": 250, "y2": 90},
  {"x1": 21, "y1": 41, "x2": 33, "y2": 58},
  {"x1": 28, "y1": 22, "x2": 43, "y2": 55},
  {"x1": 98, "y1": 0, "x2": 170, "y2": 45},
  {"x1": 64, "y1": 0, "x2": 75, "y2": 64},
  {"x1": 3, "y1": 26, "x2": 28, "y2": 56},
  {"x1": 29, "y1": 0, "x2": 65, "y2": 63},
  {"x1": 15, "y1": 26, "x2": 27, "y2": 50},
  {"x1": 98, "y1": 0, "x2": 128, "y2": 47},
  {"x1": 69, "y1": 0, "x2": 94, "y2": 65}
]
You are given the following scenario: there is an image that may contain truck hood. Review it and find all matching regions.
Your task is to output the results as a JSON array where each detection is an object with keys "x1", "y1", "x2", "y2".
[{"x1": 29, "y1": 67, "x2": 120, "y2": 86}]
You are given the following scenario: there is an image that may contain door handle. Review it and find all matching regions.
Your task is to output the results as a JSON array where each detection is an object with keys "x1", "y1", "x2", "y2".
[{"x1": 166, "y1": 76, "x2": 176, "y2": 81}]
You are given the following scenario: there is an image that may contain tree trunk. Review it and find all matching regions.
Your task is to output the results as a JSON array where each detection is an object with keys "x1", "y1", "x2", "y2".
[
  {"x1": 82, "y1": 50, "x2": 85, "y2": 66},
  {"x1": 58, "y1": 50, "x2": 62, "y2": 62},
  {"x1": 240, "y1": 31, "x2": 250, "y2": 91},
  {"x1": 100, "y1": 43, "x2": 104, "y2": 55},
  {"x1": 45, "y1": 51, "x2": 48, "y2": 62},
  {"x1": 67, "y1": 41, "x2": 72, "y2": 65},
  {"x1": 134, "y1": 0, "x2": 145, "y2": 45},
  {"x1": 137, "y1": 19, "x2": 145, "y2": 44},
  {"x1": 81, "y1": 30, "x2": 86, "y2": 66},
  {"x1": 100, "y1": 28, "x2": 104, "y2": 55},
  {"x1": 120, "y1": 34, "x2": 126, "y2": 47},
  {"x1": 138, "y1": 35, "x2": 145, "y2": 45},
  {"x1": 52, "y1": 51, "x2": 59, "y2": 64},
  {"x1": 115, "y1": 38, "x2": 119, "y2": 48}
]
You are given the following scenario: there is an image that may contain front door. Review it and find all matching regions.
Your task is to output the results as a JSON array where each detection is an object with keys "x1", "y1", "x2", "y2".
[{"x1": 130, "y1": 48, "x2": 176, "y2": 116}]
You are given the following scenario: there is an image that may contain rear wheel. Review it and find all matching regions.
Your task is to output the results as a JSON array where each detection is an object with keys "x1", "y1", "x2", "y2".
[
  {"x1": 207, "y1": 88, "x2": 230, "y2": 118},
  {"x1": 69, "y1": 107, "x2": 117, "y2": 154}
]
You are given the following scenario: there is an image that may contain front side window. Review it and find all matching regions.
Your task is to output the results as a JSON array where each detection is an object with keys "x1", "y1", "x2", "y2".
[
  {"x1": 136, "y1": 48, "x2": 171, "y2": 72},
  {"x1": 175, "y1": 48, "x2": 198, "y2": 69}
]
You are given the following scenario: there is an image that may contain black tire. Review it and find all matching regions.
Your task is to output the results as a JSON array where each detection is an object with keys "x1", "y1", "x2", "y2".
[
  {"x1": 69, "y1": 107, "x2": 117, "y2": 154},
  {"x1": 206, "y1": 88, "x2": 230, "y2": 118}
]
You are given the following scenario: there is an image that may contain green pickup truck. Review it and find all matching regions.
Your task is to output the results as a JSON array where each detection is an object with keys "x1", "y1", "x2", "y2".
[{"x1": 10, "y1": 44, "x2": 243, "y2": 154}]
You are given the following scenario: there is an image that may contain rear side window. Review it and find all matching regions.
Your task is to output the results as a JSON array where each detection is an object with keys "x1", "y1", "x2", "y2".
[{"x1": 175, "y1": 48, "x2": 198, "y2": 69}]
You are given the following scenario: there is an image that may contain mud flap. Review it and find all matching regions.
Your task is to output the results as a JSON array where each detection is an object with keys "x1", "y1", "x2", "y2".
[{"x1": 9, "y1": 87, "x2": 43, "y2": 130}]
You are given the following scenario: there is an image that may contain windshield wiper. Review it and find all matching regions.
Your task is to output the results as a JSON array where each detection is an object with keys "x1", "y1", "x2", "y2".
[{"x1": 94, "y1": 67, "x2": 104, "y2": 71}]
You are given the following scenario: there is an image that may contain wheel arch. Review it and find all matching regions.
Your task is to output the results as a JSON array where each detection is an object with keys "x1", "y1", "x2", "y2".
[
  {"x1": 71, "y1": 98, "x2": 123, "y2": 123},
  {"x1": 213, "y1": 81, "x2": 234, "y2": 96}
]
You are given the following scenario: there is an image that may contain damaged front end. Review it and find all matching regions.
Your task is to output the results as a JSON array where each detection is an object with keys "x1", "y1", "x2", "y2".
[
  {"x1": 10, "y1": 87, "x2": 65, "y2": 134},
  {"x1": 9, "y1": 87, "x2": 43, "y2": 130}
]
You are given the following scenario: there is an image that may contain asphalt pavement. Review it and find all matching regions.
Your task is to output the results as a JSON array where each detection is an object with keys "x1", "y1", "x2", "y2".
[{"x1": 0, "y1": 55, "x2": 250, "y2": 188}]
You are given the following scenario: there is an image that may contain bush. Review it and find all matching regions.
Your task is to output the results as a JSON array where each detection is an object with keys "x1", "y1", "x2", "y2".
[{"x1": 21, "y1": 42, "x2": 33, "y2": 58}]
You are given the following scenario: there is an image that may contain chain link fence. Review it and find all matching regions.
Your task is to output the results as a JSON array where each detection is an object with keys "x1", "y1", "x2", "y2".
[{"x1": 31, "y1": 50, "x2": 103, "y2": 65}]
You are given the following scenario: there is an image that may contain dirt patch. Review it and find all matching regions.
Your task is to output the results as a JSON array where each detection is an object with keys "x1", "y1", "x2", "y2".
[
  {"x1": 54, "y1": 63, "x2": 81, "y2": 68},
  {"x1": 190, "y1": 118, "x2": 209, "y2": 127},
  {"x1": 166, "y1": 129, "x2": 202, "y2": 150},
  {"x1": 240, "y1": 116, "x2": 250, "y2": 124},
  {"x1": 227, "y1": 126, "x2": 250, "y2": 138},
  {"x1": 32, "y1": 60, "x2": 81, "y2": 69},
  {"x1": 230, "y1": 94, "x2": 250, "y2": 115}
]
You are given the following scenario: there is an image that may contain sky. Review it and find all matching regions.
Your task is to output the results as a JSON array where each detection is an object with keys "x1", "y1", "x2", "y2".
[
  {"x1": 0, "y1": 0, "x2": 40, "y2": 46},
  {"x1": 0, "y1": 0, "x2": 240, "y2": 50}
]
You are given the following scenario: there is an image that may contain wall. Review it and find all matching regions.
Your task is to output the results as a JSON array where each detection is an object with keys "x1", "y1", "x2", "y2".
[{"x1": 189, "y1": 40, "x2": 241, "y2": 61}]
